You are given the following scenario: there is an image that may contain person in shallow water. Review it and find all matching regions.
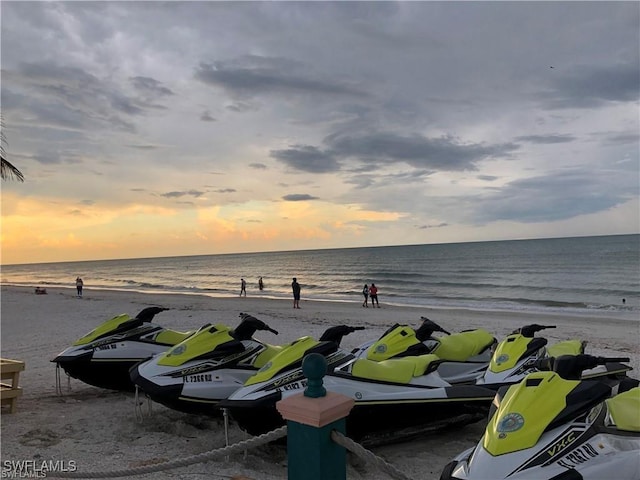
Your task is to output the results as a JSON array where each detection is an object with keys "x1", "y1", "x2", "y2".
[{"x1": 369, "y1": 283, "x2": 379, "y2": 307}]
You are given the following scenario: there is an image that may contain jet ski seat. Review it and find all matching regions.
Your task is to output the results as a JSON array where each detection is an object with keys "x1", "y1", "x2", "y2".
[
  {"x1": 153, "y1": 329, "x2": 195, "y2": 346},
  {"x1": 351, "y1": 354, "x2": 441, "y2": 384},
  {"x1": 253, "y1": 344, "x2": 285, "y2": 368},
  {"x1": 433, "y1": 329, "x2": 495, "y2": 362},
  {"x1": 547, "y1": 340, "x2": 585, "y2": 357},
  {"x1": 605, "y1": 387, "x2": 640, "y2": 432}
]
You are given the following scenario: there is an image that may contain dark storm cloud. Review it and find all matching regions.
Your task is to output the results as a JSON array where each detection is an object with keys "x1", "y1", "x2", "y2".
[
  {"x1": 418, "y1": 223, "x2": 448, "y2": 229},
  {"x1": 273, "y1": 132, "x2": 520, "y2": 173},
  {"x1": 326, "y1": 133, "x2": 519, "y2": 170},
  {"x1": 225, "y1": 102, "x2": 259, "y2": 113},
  {"x1": 5, "y1": 62, "x2": 175, "y2": 137},
  {"x1": 127, "y1": 144, "x2": 160, "y2": 150},
  {"x1": 540, "y1": 63, "x2": 640, "y2": 109},
  {"x1": 472, "y1": 169, "x2": 637, "y2": 223},
  {"x1": 4, "y1": 62, "x2": 141, "y2": 134},
  {"x1": 31, "y1": 152, "x2": 62, "y2": 165},
  {"x1": 200, "y1": 111, "x2": 216, "y2": 122},
  {"x1": 271, "y1": 145, "x2": 340, "y2": 173},
  {"x1": 130, "y1": 77, "x2": 174, "y2": 97},
  {"x1": 160, "y1": 190, "x2": 205, "y2": 199},
  {"x1": 282, "y1": 194, "x2": 319, "y2": 201},
  {"x1": 477, "y1": 175, "x2": 499, "y2": 182},
  {"x1": 195, "y1": 55, "x2": 366, "y2": 98},
  {"x1": 515, "y1": 135, "x2": 575, "y2": 144},
  {"x1": 602, "y1": 132, "x2": 640, "y2": 146}
]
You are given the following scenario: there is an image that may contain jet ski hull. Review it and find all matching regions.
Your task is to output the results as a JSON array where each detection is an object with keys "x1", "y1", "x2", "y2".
[
  {"x1": 223, "y1": 385, "x2": 494, "y2": 442},
  {"x1": 130, "y1": 363, "x2": 257, "y2": 416},
  {"x1": 53, "y1": 340, "x2": 172, "y2": 391},
  {"x1": 54, "y1": 352, "x2": 144, "y2": 391}
]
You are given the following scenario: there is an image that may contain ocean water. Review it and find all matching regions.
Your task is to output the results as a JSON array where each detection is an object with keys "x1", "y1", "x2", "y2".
[{"x1": 1, "y1": 235, "x2": 638, "y2": 318}]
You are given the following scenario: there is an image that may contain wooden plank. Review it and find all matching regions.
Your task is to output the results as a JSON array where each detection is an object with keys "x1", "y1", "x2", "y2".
[
  {"x1": 0, "y1": 387, "x2": 23, "y2": 399},
  {"x1": 0, "y1": 358, "x2": 25, "y2": 413},
  {"x1": 0, "y1": 358, "x2": 26, "y2": 374}
]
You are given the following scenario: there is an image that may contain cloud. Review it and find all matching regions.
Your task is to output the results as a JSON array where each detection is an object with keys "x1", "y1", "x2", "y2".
[
  {"x1": 470, "y1": 168, "x2": 638, "y2": 223},
  {"x1": 127, "y1": 144, "x2": 160, "y2": 150},
  {"x1": 200, "y1": 110, "x2": 216, "y2": 122},
  {"x1": 160, "y1": 190, "x2": 205, "y2": 199},
  {"x1": 272, "y1": 132, "x2": 520, "y2": 173},
  {"x1": 539, "y1": 63, "x2": 640, "y2": 109},
  {"x1": 130, "y1": 76, "x2": 175, "y2": 97},
  {"x1": 194, "y1": 55, "x2": 367, "y2": 99},
  {"x1": 326, "y1": 133, "x2": 520, "y2": 170},
  {"x1": 282, "y1": 194, "x2": 319, "y2": 201},
  {"x1": 418, "y1": 223, "x2": 448, "y2": 229},
  {"x1": 271, "y1": 145, "x2": 340, "y2": 173},
  {"x1": 477, "y1": 175, "x2": 499, "y2": 182},
  {"x1": 515, "y1": 134, "x2": 575, "y2": 144}
]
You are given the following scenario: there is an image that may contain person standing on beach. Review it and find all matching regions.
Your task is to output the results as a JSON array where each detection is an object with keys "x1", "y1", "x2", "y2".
[
  {"x1": 362, "y1": 284, "x2": 369, "y2": 307},
  {"x1": 292, "y1": 277, "x2": 301, "y2": 309},
  {"x1": 258, "y1": 277, "x2": 264, "y2": 291},
  {"x1": 369, "y1": 283, "x2": 379, "y2": 307},
  {"x1": 75, "y1": 277, "x2": 84, "y2": 298},
  {"x1": 240, "y1": 278, "x2": 247, "y2": 296}
]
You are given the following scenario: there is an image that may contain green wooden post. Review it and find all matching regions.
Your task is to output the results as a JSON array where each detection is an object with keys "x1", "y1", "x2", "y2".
[{"x1": 276, "y1": 353, "x2": 355, "y2": 480}]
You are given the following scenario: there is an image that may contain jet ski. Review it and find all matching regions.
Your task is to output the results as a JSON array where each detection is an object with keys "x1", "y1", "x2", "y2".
[
  {"x1": 129, "y1": 313, "x2": 285, "y2": 415},
  {"x1": 52, "y1": 306, "x2": 195, "y2": 391},
  {"x1": 441, "y1": 354, "x2": 639, "y2": 480},
  {"x1": 220, "y1": 320, "x2": 498, "y2": 444},
  {"x1": 477, "y1": 324, "x2": 629, "y2": 389},
  {"x1": 354, "y1": 317, "x2": 497, "y2": 384}
]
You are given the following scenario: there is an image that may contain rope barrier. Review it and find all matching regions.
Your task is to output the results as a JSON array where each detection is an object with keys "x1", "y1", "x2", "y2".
[
  {"x1": 331, "y1": 430, "x2": 414, "y2": 480},
  {"x1": 46, "y1": 426, "x2": 287, "y2": 478}
]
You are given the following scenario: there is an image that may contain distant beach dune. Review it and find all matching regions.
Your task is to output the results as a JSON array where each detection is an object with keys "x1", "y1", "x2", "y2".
[{"x1": 1, "y1": 285, "x2": 638, "y2": 480}]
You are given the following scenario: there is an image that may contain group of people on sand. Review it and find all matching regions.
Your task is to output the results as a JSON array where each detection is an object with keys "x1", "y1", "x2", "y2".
[
  {"x1": 239, "y1": 276, "x2": 380, "y2": 309},
  {"x1": 361, "y1": 283, "x2": 380, "y2": 308}
]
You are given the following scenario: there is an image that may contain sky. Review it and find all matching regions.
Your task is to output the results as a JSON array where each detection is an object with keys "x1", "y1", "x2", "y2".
[{"x1": 1, "y1": 1, "x2": 638, "y2": 265}]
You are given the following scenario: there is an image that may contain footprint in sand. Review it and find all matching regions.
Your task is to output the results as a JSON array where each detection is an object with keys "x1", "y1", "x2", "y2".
[{"x1": 19, "y1": 428, "x2": 61, "y2": 447}]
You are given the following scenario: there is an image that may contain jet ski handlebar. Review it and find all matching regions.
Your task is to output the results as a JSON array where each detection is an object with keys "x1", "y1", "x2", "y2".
[
  {"x1": 319, "y1": 325, "x2": 365, "y2": 345},
  {"x1": 515, "y1": 324, "x2": 556, "y2": 338},
  {"x1": 135, "y1": 306, "x2": 170, "y2": 322},
  {"x1": 232, "y1": 313, "x2": 279, "y2": 340},
  {"x1": 416, "y1": 317, "x2": 451, "y2": 340},
  {"x1": 535, "y1": 354, "x2": 631, "y2": 380}
]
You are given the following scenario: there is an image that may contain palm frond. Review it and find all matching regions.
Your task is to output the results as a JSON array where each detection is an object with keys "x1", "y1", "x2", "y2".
[
  {"x1": 1, "y1": 155, "x2": 25, "y2": 182},
  {"x1": 0, "y1": 114, "x2": 25, "y2": 182}
]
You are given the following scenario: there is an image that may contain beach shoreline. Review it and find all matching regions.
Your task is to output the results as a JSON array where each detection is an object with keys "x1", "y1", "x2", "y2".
[{"x1": 1, "y1": 285, "x2": 638, "y2": 480}]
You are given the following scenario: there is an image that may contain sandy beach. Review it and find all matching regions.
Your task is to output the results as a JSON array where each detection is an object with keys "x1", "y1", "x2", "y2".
[{"x1": 1, "y1": 285, "x2": 638, "y2": 479}]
